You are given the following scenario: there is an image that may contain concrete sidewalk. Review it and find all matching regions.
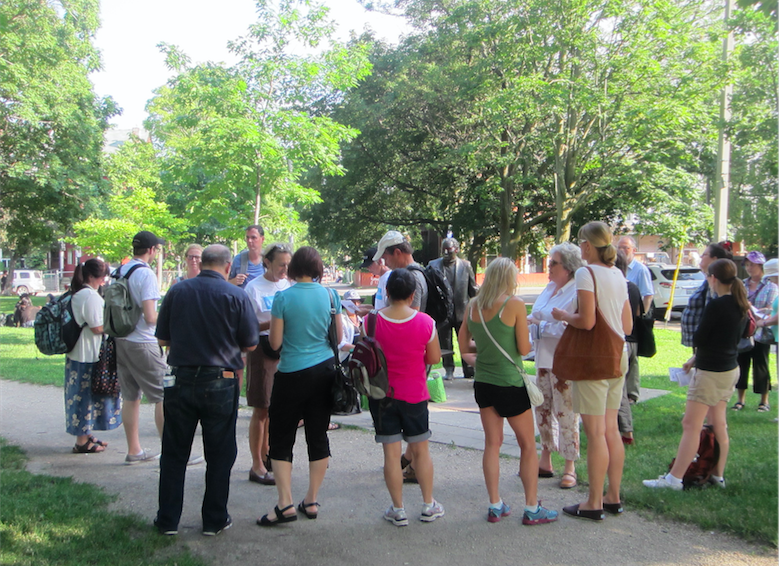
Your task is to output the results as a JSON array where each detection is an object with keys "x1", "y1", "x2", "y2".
[{"x1": 1, "y1": 378, "x2": 774, "y2": 566}]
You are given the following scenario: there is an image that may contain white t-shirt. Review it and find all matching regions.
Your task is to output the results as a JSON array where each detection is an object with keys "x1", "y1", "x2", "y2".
[
  {"x1": 69, "y1": 286, "x2": 104, "y2": 363},
  {"x1": 574, "y1": 265, "x2": 628, "y2": 338},
  {"x1": 117, "y1": 259, "x2": 160, "y2": 343},
  {"x1": 245, "y1": 275, "x2": 291, "y2": 336},
  {"x1": 375, "y1": 270, "x2": 392, "y2": 309}
]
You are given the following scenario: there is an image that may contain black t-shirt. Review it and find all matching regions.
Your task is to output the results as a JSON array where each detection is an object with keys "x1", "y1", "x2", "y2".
[{"x1": 693, "y1": 294, "x2": 746, "y2": 372}]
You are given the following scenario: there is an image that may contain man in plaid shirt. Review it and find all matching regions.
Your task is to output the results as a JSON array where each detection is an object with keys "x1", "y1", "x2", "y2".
[{"x1": 680, "y1": 242, "x2": 733, "y2": 347}]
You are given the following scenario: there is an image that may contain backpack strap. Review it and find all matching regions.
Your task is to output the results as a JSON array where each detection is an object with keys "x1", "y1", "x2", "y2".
[
  {"x1": 239, "y1": 251, "x2": 249, "y2": 275},
  {"x1": 365, "y1": 310, "x2": 379, "y2": 338}
]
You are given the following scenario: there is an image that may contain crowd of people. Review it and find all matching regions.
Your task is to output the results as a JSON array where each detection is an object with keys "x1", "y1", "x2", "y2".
[{"x1": 57, "y1": 223, "x2": 775, "y2": 536}]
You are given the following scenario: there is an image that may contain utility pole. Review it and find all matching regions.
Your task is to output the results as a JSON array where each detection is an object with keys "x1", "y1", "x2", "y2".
[{"x1": 713, "y1": 0, "x2": 734, "y2": 242}]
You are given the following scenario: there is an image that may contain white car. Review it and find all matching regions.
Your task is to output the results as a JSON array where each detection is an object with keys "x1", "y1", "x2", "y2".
[
  {"x1": 647, "y1": 264, "x2": 705, "y2": 318},
  {"x1": 12, "y1": 270, "x2": 46, "y2": 296}
]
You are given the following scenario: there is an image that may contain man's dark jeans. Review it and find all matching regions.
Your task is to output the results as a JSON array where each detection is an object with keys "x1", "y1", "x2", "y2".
[
  {"x1": 156, "y1": 367, "x2": 238, "y2": 532},
  {"x1": 439, "y1": 318, "x2": 474, "y2": 378}
]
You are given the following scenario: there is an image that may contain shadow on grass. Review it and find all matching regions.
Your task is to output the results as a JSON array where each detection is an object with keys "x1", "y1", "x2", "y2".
[{"x1": 0, "y1": 440, "x2": 207, "y2": 566}]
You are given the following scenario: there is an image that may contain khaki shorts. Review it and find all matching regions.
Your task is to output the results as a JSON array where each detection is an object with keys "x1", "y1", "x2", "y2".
[
  {"x1": 116, "y1": 339, "x2": 165, "y2": 403},
  {"x1": 572, "y1": 350, "x2": 628, "y2": 416},
  {"x1": 687, "y1": 367, "x2": 740, "y2": 406}
]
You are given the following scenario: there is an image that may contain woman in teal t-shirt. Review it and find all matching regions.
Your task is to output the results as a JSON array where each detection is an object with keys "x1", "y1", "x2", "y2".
[
  {"x1": 458, "y1": 257, "x2": 558, "y2": 526},
  {"x1": 258, "y1": 247, "x2": 342, "y2": 526}
]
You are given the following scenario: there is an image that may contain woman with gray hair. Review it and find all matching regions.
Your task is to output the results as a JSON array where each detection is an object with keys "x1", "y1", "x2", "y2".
[{"x1": 527, "y1": 242, "x2": 582, "y2": 489}]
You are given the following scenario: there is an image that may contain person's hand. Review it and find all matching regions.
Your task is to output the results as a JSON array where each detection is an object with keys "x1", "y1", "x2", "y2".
[
  {"x1": 527, "y1": 315, "x2": 540, "y2": 325},
  {"x1": 551, "y1": 308, "x2": 567, "y2": 322},
  {"x1": 355, "y1": 304, "x2": 373, "y2": 316},
  {"x1": 461, "y1": 353, "x2": 477, "y2": 366},
  {"x1": 230, "y1": 274, "x2": 247, "y2": 286},
  {"x1": 682, "y1": 356, "x2": 695, "y2": 373}
]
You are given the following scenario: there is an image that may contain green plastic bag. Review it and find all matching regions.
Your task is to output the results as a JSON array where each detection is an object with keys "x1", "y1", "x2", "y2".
[{"x1": 427, "y1": 371, "x2": 447, "y2": 403}]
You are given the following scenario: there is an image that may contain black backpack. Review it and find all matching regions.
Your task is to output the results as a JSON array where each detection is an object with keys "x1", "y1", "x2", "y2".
[
  {"x1": 408, "y1": 264, "x2": 454, "y2": 325},
  {"x1": 34, "y1": 291, "x2": 84, "y2": 355}
]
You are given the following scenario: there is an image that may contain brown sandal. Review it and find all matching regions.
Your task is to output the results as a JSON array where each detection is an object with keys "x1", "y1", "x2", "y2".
[
  {"x1": 560, "y1": 472, "x2": 577, "y2": 489},
  {"x1": 73, "y1": 440, "x2": 105, "y2": 454}
]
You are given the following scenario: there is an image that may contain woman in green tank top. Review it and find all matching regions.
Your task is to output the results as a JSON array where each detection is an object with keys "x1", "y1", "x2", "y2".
[{"x1": 458, "y1": 258, "x2": 559, "y2": 526}]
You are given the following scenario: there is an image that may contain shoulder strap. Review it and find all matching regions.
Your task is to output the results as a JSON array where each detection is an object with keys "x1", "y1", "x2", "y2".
[
  {"x1": 496, "y1": 295, "x2": 512, "y2": 317},
  {"x1": 366, "y1": 310, "x2": 378, "y2": 338},
  {"x1": 585, "y1": 266, "x2": 599, "y2": 306},
  {"x1": 123, "y1": 263, "x2": 146, "y2": 280},
  {"x1": 478, "y1": 307, "x2": 526, "y2": 377},
  {"x1": 240, "y1": 251, "x2": 249, "y2": 275}
]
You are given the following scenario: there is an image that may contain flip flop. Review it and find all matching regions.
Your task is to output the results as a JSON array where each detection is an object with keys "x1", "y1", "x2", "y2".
[
  {"x1": 298, "y1": 500, "x2": 320, "y2": 520},
  {"x1": 327, "y1": 422, "x2": 341, "y2": 431},
  {"x1": 257, "y1": 504, "x2": 297, "y2": 526}
]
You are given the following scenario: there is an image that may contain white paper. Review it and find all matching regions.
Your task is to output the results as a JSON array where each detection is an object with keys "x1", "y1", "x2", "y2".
[
  {"x1": 669, "y1": 367, "x2": 694, "y2": 387},
  {"x1": 341, "y1": 299, "x2": 358, "y2": 313}
]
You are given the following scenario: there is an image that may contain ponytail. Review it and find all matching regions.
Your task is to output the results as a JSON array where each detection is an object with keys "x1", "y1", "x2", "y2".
[
  {"x1": 730, "y1": 278, "x2": 750, "y2": 317},
  {"x1": 70, "y1": 259, "x2": 106, "y2": 293}
]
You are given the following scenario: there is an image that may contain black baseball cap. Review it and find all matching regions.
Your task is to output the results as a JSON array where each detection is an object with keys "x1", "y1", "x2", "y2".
[
  {"x1": 132, "y1": 230, "x2": 165, "y2": 249},
  {"x1": 361, "y1": 247, "x2": 377, "y2": 268}
]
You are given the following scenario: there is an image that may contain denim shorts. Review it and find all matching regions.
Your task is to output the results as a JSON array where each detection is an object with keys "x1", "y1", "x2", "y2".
[{"x1": 368, "y1": 398, "x2": 432, "y2": 444}]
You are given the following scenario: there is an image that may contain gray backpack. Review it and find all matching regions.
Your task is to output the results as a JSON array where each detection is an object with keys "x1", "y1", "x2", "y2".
[{"x1": 103, "y1": 264, "x2": 147, "y2": 337}]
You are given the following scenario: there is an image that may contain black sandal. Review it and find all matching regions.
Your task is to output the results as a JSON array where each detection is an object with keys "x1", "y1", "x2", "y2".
[
  {"x1": 72, "y1": 440, "x2": 105, "y2": 454},
  {"x1": 257, "y1": 504, "x2": 297, "y2": 526},
  {"x1": 88, "y1": 435, "x2": 108, "y2": 447},
  {"x1": 298, "y1": 500, "x2": 320, "y2": 519}
]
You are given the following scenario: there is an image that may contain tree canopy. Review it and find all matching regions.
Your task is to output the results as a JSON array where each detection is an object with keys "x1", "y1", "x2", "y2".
[{"x1": 0, "y1": 0, "x2": 117, "y2": 289}]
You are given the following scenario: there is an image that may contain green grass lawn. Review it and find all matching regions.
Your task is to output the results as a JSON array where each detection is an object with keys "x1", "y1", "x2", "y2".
[
  {"x1": 548, "y1": 327, "x2": 778, "y2": 547},
  {"x1": 0, "y1": 438, "x2": 207, "y2": 566}
]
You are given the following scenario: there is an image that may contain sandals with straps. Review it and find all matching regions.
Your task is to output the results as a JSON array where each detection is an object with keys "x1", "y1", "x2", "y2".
[
  {"x1": 298, "y1": 500, "x2": 320, "y2": 519},
  {"x1": 257, "y1": 504, "x2": 297, "y2": 526}
]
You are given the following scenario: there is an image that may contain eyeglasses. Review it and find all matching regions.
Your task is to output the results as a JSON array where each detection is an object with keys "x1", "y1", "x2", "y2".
[
  {"x1": 548, "y1": 260, "x2": 560, "y2": 268},
  {"x1": 186, "y1": 254, "x2": 201, "y2": 260}
]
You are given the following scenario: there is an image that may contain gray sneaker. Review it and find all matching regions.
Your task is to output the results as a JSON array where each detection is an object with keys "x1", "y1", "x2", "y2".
[
  {"x1": 420, "y1": 500, "x2": 445, "y2": 522},
  {"x1": 383, "y1": 506, "x2": 408, "y2": 527},
  {"x1": 125, "y1": 450, "x2": 160, "y2": 465}
]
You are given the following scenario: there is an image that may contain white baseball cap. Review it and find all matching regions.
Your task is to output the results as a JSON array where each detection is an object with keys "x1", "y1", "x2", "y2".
[
  {"x1": 373, "y1": 231, "x2": 406, "y2": 262},
  {"x1": 764, "y1": 258, "x2": 778, "y2": 278}
]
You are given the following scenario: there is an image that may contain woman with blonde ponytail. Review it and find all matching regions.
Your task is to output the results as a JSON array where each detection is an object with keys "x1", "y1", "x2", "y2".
[
  {"x1": 644, "y1": 259, "x2": 749, "y2": 490},
  {"x1": 551, "y1": 222, "x2": 633, "y2": 521}
]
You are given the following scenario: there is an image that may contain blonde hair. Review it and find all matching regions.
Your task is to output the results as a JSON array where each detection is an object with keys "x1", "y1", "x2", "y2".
[
  {"x1": 184, "y1": 243, "x2": 203, "y2": 257},
  {"x1": 578, "y1": 222, "x2": 617, "y2": 266},
  {"x1": 476, "y1": 257, "x2": 517, "y2": 310}
]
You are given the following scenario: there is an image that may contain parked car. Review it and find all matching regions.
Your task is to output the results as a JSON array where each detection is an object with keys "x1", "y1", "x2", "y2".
[
  {"x1": 12, "y1": 270, "x2": 46, "y2": 296},
  {"x1": 647, "y1": 264, "x2": 705, "y2": 319}
]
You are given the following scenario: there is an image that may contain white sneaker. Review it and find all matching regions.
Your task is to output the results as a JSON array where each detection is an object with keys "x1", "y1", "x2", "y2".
[
  {"x1": 643, "y1": 475, "x2": 683, "y2": 490},
  {"x1": 383, "y1": 506, "x2": 408, "y2": 527},
  {"x1": 125, "y1": 450, "x2": 160, "y2": 465},
  {"x1": 707, "y1": 476, "x2": 726, "y2": 489},
  {"x1": 420, "y1": 500, "x2": 445, "y2": 522}
]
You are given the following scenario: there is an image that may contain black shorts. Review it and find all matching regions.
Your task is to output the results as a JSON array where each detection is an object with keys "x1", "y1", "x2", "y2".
[
  {"x1": 368, "y1": 398, "x2": 432, "y2": 444},
  {"x1": 474, "y1": 381, "x2": 531, "y2": 418}
]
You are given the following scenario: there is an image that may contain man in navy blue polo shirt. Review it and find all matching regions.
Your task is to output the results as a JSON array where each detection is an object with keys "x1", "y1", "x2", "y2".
[{"x1": 154, "y1": 244, "x2": 259, "y2": 537}]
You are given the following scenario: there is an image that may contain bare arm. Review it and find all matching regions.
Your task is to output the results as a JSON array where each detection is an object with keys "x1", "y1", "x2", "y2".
[
  {"x1": 509, "y1": 298, "x2": 532, "y2": 356},
  {"x1": 425, "y1": 327, "x2": 441, "y2": 365},
  {"x1": 622, "y1": 298, "x2": 633, "y2": 336},
  {"x1": 142, "y1": 299, "x2": 158, "y2": 326},
  {"x1": 89, "y1": 325, "x2": 104, "y2": 335},
  {"x1": 457, "y1": 309, "x2": 477, "y2": 366},
  {"x1": 269, "y1": 316, "x2": 284, "y2": 351},
  {"x1": 642, "y1": 294, "x2": 654, "y2": 312}
]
